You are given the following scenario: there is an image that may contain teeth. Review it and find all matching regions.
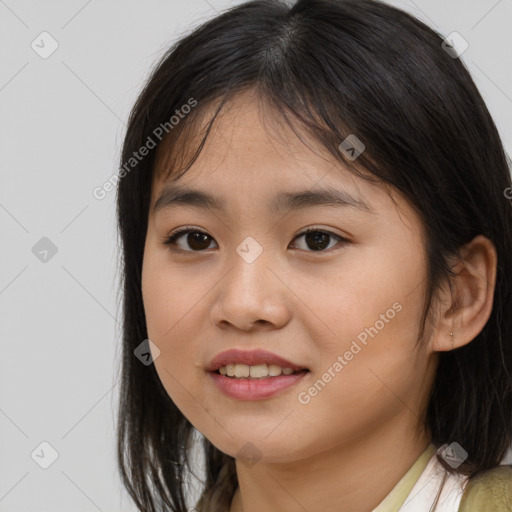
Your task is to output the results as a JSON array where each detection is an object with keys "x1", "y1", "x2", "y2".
[{"x1": 217, "y1": 363, "x2": 298, "y2": 378}]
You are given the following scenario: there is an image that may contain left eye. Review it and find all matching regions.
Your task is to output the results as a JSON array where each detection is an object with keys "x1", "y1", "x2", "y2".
[
  {"x1": 163, "y1": 227, "x2": 347, "y2": 253},
  {"x1": 292, "y1": 228, "x2": 347, "y2": 252}
]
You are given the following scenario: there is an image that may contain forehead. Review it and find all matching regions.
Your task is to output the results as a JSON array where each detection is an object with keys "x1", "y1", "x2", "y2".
[
  {"x1": 150, "y1": 90, "x2": 412, "y2": 225},
  {"x1": 153, "y1": 88, "x2": 346, "y2": 181},
  {"x1": 155, "y1": 91, "x2": 360, "y2": 186}
]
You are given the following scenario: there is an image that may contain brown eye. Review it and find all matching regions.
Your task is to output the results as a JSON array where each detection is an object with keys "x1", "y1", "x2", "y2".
[
  {"x1": 164, "y1": 228, "x2": 216, "y2": 252},
  {"x1": 291, "y1": 229, "x2": 347, "y2": 252}
]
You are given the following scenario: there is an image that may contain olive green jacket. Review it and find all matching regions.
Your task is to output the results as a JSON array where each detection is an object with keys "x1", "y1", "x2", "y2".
[{"x1": 459, "y1": 465, "x2": 512, "y2": 511}]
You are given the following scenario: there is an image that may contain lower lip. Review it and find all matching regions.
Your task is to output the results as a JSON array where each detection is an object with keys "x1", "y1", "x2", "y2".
[{"x1": 208, "y1": 370, "x2": 309, "y2": 400}]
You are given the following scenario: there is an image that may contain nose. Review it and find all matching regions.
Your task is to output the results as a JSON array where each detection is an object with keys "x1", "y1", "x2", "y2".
[{"x1": 211, "y1": 243, "x2": 292, "y2": 332}]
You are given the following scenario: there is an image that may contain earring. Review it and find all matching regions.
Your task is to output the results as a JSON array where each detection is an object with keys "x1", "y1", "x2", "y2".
[{"x1": 450, "y1": 331, "x2": 454, "y2": 349}]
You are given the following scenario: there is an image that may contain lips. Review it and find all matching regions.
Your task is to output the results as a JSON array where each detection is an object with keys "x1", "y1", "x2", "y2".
[{"x1": 206, "y1": 348, "x2": 308, "y2": 373}]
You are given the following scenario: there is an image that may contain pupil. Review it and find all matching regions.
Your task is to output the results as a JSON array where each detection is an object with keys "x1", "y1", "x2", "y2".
[
  {"x1": 189, "y1": 232, "x2": 210, "y2": 250},
  {"x1": 306, "y1": 231, "x2": 329, "y2": 250}
]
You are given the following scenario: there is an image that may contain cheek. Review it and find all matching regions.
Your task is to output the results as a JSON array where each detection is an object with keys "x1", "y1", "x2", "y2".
[
  {"x1": 141, "y1": 249, "x2": 211, "y2": 410},
  {"x1": 299, "y1": 250, "x2": 422, "y2": 354},
  {"x1": 292, "y1": 318, "x2": 424, "y2": 452},
  {"x1": 142, "y1": 275, "x2": 197, "y2": 361},
  {"x1": 294, "y1": 251, "x2": 427, "y2": 416},
  {"x1": 141, "y1": 247, "x2": 199, "y2": 336}
]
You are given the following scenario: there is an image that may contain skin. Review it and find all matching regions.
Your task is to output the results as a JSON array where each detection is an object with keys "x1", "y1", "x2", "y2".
[{"x1": 141, "y1": 88, "x2": 497, "y2": 512}]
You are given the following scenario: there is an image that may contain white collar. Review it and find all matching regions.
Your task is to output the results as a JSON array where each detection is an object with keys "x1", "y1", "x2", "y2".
[{"x1": 398, "y1": 454, "x2": 469, "y2": 512}]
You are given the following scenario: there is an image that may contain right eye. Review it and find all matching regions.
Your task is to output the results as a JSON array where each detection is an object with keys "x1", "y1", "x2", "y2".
[{"x1": 163, "y1": 227, "x2": 217, "y2": 252}]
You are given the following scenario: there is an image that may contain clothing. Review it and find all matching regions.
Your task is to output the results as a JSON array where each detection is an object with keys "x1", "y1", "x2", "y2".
[
  {"x1": 371, "y1": 444, "x2": 512, "y2": 511},
  {"x1": 459, "y1": 464, "x2": 512, "y2": 511},
  {"x1": 372, "y1": 444, "x2": 436, "y2": 512}
]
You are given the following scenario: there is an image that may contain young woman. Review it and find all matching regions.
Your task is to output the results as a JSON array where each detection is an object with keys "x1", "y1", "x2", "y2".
[{"x1": 115, "y1": 0, "x2": 512, "y2": 510}]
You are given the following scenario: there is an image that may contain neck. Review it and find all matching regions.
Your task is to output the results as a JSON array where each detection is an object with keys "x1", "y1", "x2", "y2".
[{"x1": 230, "y1": 413, "x2": 431, "y2": 512}]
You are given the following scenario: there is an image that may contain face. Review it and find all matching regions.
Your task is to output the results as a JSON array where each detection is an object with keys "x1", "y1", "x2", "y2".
[{"x1": 141, "y1": 89, "x2": 437, "y2": 463}]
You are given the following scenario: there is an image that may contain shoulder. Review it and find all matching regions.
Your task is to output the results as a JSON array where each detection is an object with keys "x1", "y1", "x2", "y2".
[{"x1": 458, "y1": 465, "x2": 512, "y2": 511}]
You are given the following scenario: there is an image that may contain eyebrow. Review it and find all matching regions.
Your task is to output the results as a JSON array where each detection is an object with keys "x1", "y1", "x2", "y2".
[{"x1": 152, "y1": 184, "x2": 376, "y2": 215}]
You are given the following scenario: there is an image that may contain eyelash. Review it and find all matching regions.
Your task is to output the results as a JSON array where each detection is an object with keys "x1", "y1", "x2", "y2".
[{"x1": 163, "y1": 226, "x2": 348, "y2": 254}]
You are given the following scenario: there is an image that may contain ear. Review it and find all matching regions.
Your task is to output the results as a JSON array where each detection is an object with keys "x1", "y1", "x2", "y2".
[{"x1": 429, "y1": 235, "x2": 497, "y2": 353}]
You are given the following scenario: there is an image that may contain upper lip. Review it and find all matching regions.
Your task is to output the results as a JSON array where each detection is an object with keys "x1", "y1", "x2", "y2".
[{"x1": 206, "y1": 349, "x2": 308, "y2": 372}]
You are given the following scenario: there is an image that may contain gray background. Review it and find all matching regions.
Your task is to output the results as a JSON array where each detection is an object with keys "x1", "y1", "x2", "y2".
[{"x1": 1, "y1": 0, "x2": 511, "y2": 510}]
